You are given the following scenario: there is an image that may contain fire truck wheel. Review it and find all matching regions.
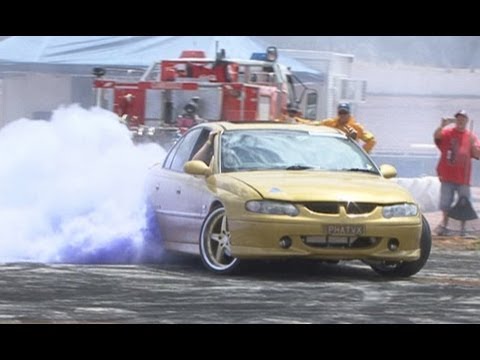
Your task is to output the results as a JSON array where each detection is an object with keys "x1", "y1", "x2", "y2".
[{"x1": 199, "y1": 207, "x2": 240, "y2": 274}]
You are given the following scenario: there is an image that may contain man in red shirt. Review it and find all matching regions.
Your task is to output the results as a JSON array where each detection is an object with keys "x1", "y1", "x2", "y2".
[{"x1": 434, "y1": 110, "x2": 480, "y2": 236}]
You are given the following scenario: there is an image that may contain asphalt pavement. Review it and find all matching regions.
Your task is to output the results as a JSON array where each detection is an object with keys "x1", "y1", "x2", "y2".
[{"x1": 0, "y1": 248, "x2": 479, "y2": 323}]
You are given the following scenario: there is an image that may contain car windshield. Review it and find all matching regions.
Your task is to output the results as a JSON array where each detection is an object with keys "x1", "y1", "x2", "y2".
[{"x1": 220, "y1": 129, "x2": 379, "y2": 174}]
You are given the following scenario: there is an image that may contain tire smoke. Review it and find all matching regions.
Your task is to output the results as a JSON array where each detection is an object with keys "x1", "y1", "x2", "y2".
[{"x1": 0, "y1": 105, "x2": 166, "y2": 263}]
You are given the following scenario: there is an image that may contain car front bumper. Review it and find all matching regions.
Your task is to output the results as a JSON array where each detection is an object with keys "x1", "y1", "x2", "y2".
[{"x1": 229, "y1": 216, "x2": 422, "y2": 262}]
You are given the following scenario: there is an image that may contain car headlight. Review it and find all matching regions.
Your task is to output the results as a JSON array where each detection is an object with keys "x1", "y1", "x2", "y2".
[
  {"x1": 245, "y1": 200, "x2": 299, "y2": 216},
  {"x1": 382, "y1": 203, "x2": 418, "y2": 218}
]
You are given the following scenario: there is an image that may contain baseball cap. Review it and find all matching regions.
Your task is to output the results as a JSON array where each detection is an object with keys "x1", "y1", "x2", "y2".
[
  {"x1": 454, "y1": 110, "x2": 468, "y2": 118},
  {"x1": 337, "y1": 103, "x2": 351, "y2": 113},
  {"x1": 286, "y1": 103, "x2": 300, "y2": 114}
]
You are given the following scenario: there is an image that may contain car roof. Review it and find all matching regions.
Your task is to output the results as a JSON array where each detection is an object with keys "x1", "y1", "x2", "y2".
[{"x1": 197, "y1": 121, "x2": 346, "y2": 136}]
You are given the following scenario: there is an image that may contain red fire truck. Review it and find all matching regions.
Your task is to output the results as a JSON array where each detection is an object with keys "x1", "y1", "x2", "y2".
[{"x1": 92, "y1": 46, "x2": 316, "y2": 147}]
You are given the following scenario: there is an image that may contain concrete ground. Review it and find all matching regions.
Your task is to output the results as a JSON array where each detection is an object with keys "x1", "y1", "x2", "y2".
[
  {"x1": 424, "y1": 186, "x2": 480, "y2": 250},
  {"x1": 425, "y1": 211, "x2": 480, "y2": 251},
  {"x1": 0, "y1": 249, "x2": 479, "y2": 323}
]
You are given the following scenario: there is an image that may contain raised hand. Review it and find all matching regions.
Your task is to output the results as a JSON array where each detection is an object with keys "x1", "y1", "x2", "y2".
[{"x1": 345, "y1": 125, "x2": 358, "y2": 140}]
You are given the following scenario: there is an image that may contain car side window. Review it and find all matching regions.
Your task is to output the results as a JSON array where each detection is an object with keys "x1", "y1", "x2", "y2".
[
  {"x1": 169, "y1": 129, "x2": 202, "y2": 172},
  {"x1": 163, "y1": 137, "x2": 183, "y2": 169},
  {"x1": 191, "y1": 129, "x2": 211, "y2": 159}
]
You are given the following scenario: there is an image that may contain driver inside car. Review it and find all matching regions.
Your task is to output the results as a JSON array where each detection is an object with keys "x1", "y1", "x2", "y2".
[{"x1": 192, "y1": 130, "x2": 219, "y2": 165}]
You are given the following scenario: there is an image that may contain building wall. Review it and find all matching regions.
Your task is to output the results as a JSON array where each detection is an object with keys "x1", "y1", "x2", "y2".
[
  {"x1": 2, "y1": 73, "x2": 72, "y2": 123},
  {"x1": 353, "y1": 61, "x2": 480, "y2": 96}
]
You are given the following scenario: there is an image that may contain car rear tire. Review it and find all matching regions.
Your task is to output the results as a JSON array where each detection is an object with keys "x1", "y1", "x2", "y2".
[
  {"x1": 199, "y1": 207, "x2": 240, "y2": 274},
  {"x1": 368, "y1": 215, "x2": 432, "y2": 278}
]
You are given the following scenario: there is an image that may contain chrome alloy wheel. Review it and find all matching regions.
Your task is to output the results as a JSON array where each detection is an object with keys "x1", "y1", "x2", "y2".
[{"x1": 199, "y1": 207, "x2": 239, "y2": 274}]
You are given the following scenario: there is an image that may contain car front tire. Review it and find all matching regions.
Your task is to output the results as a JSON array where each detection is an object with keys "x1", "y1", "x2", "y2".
[
  {"x1": 199, "y1": 207, "x2": 240, "y2": 274},
  {"x1": 368, "y1": 215, "x2": 432, "y2": 278}
]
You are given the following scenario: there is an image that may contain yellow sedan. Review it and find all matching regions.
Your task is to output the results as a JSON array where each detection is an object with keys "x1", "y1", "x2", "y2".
[{"x1": 145, "y1": 122, "x2": 431, "y2": 277}]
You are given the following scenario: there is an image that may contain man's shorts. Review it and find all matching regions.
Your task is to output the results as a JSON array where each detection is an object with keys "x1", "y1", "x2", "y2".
[{"x1": 439, "y1": 181, "x2": 471, "y2": 211}]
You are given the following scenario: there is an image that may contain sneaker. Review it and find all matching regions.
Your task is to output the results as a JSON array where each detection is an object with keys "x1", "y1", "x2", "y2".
[
  {"x1": 435, "y1": 225, "x2": 452, "y2": 236},
  {"x1": 460, "y1": 230, "x2": 477, "y2": 239}
]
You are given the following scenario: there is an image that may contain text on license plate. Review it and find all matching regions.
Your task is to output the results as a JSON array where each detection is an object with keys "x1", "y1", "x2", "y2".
[{"x1": 325, "y1": 224, "x2": 365, "y2": 236}]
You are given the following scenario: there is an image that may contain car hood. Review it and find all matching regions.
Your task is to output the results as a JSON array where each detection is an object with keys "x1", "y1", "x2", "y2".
[{"x1": 227, "y1": 171, "x2": 414, "y2": 204}]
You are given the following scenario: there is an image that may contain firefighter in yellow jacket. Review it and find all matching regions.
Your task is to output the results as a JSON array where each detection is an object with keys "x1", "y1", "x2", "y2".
[
  {"x1": 277, "y1": 103, "x2": 307, "y2": 124},
  {"x1": 317, "y1": 103, "x2": 376, "y2": 153}
]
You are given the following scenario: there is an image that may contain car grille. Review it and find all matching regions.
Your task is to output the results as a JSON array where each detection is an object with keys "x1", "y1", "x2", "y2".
[
  {"x1": 302, "y1": 236, "x2": 380, "y2": 248},
  {"x1": 303, "y1": 202, "x2": 377, "y2": 215}
]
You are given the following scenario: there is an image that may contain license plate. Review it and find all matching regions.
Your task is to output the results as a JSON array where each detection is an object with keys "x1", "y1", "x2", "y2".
[{"x1": 325, "y1": 224, "x2": 365, "y2": 236}]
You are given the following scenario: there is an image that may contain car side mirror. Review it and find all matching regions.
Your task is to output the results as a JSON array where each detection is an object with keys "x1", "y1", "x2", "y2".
[
  {"x1": 184, "y1": 160, "x2": 212, "y2": 176},
  {"x1": 379, "y1": 164, "x2": 397, "y2": 179}
]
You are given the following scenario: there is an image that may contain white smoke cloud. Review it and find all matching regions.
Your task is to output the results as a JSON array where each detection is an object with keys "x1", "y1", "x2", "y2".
[{"x1": 0, "y1": 105, "x2": 166, "y2": 263}]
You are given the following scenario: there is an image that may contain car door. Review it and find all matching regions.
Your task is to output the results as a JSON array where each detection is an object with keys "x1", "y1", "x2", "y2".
[{"x1": 152, "y1": 127, "x2": 212, "y2": 246}]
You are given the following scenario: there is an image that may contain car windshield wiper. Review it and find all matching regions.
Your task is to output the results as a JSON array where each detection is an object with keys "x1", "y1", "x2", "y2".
[
  {"x1": 285, "y1": 165, "x2": 313, "y2": 170},
  {"x1": 341, "y1": 168, "x2": 378, "y2": 174}
]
